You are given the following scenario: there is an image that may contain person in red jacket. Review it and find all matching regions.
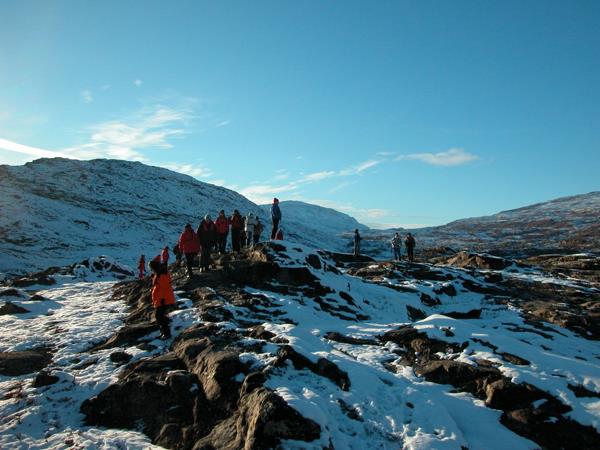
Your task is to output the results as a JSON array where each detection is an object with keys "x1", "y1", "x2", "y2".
[
  {"x1": 215, "y1": 210, "x2": 229, "y2": 254},
  {"x1": 178, "y1": 223, "x2": 200, "y2": 278},
  {"x1": 149, "y1": 259, "x2": 175, "y2": 339},
  {"x1": 138, "y1": 254, "x2": 146, "y2": 279}
]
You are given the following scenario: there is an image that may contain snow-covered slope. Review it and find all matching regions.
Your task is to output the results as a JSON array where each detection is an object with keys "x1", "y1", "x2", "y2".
[
  {"x1": 260, "y1": 200, "x2": 367, "y2": 252},
  {"x1": 1, "y1": 242, "x2": 599, "y2": 449},
  {"x1": 364, "y1": 192, "x2": 600, "y2": 259},
  {"x1": 0, "y1": 158, "x2": 266, "y2": 273}
]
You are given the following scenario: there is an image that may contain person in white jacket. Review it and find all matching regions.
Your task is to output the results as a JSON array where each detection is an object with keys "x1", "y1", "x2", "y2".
[{"x1": 245, "y1": 213, "x2": 258, "y2": 247}]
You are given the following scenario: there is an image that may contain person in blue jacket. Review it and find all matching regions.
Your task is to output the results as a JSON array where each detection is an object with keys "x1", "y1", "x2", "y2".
[{"x1": 270, "y1": 198, "x2": 282, "y2": 240}]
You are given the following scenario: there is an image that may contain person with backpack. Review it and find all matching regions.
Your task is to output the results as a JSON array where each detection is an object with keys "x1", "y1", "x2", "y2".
[
  {"x1": 197, "y1": 215, "x2": 217, "y2": 271},
  {"x1": 215, "y1": 210, "x2": 229, "y2": 254},
  {"x1": 391, "y1": 233, "x2": 402, "y2": 261},
  {"x1": 353, "y1": 229, "x2": 362, "y2": 257},
  {"x1": 178, "y1": 224, "x2": 200, "y2": 278},
  {"x1": 271, "y1": 198, "x2": 282, "y2": 240},
  {"x1": 245, "y1": 212, "x2": 258, "y2": 247},
  {"x1": 229, "y1": 210, "x2": 243, "y2": 252},
  {"x1": 405, "y1": 232, "x2": 416, "y2": 263},
  {"x1": 138, "y1": 254, "x2": 146, "y2": 279},
  {"x1": 254, "y1": 218, "x2": 264, "y2": 245},
  {"x1": 149, "y1": 259, "x2": 175, "y2": 339}
]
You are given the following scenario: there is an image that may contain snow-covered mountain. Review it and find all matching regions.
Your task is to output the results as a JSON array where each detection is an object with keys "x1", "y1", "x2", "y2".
[
  {"x1": 0, "y1": 158, "x2": 264, "y2": 273},
  {"x1": 260, "y1": 200, "x2": 367, "y2": 252},
  {"x1": 364, "y1": 192, "x2": 600, "y2": 258}
]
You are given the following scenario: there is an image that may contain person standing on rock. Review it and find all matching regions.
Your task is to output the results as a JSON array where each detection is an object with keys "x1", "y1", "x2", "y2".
[
  {"x1": 405, "y1": 232, "x2": 416, "y2": 263},
  {"x1": 254, "y1": 218, "x2": 264, "y2": 245},
  {"x1": 215, "y1": 210, "x2": 229, "y2": 254},
  {"x1": 353, "y1": 229, "x2": 362, "y2": 257},
  {"x1": 179, "y1": 224, "x2": 200, "y2": 278},
  {"x1": 271, "y1": 198, "x2": 282, "y2": 240},
  {"x1": 245, "y1": 212, "x2": 258, "y2": 247},
  {"x1": 229, "y1": 209, "x2": 243, "y2": 252},
  {"x1": 138, "y1": 254, "x2": 146, "y2": 279},
  {"x1": 391, "y1": 233, "x2": 402, "y2": 261},
  {"x1": 197, "y1": 215, "x2": 217, "y2": 271},
  {"x1": 149, "y1": 259, "x2": 175, "y2": 339}
]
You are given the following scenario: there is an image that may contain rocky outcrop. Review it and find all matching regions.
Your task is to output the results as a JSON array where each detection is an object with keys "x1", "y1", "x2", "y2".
[{"x1": 0, "y1": 349, "x2": 53, "y2": 376}]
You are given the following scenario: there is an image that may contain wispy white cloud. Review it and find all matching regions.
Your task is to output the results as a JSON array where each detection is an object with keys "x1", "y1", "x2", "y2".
[
  {"x1": 0, "y1": 138, "x2": 67, "y2": 158},
  {"x1": 80, "y1": 89, "x2": 93, "y2": 104},
  {"x1": 101, "y1": 84, "x2": 111, "y2": 91},
  {"x1": 215, "y1": 120, "x2": 230, "y2": 128},
  {"x1": 133, "y1": 79, "x2": 143, "y2": 87},
  {"x1": 397, "y1": 148, "x2": 478, "y2": 166},
  {"x1": 162, "y1": 163, "x2": 212, "y2": 178},
  {"x1": 328, "y1": 180, "x2": 354, "y2": 193},
  {"x1": 63, "y1": 103, "x2": 193, "y2": 162},
  {"x1": 300, "y1": 170, "x2": 337, "y2": 183},
  {"x1": 339, "y1": 159, "x2": 383, "y2": 176}
]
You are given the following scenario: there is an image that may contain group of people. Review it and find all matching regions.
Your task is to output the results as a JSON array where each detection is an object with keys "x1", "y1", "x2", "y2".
[{"x1": 391, "y1": 232, "x2": 416, "y2": 262}]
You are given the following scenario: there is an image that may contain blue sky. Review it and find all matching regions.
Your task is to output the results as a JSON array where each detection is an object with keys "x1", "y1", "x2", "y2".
[{"x1": 1, "y1": 0, "x2": 598, "y2": 227}]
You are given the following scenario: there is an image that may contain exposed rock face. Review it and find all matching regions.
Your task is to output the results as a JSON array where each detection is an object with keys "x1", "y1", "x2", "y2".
[
  {"x1": 0, "y1": 301, "x2": 30, "y2": 315},
  {"x1": 0, "y1": 349, "x2": 52, "y2": 376},
  {"x1": 75, "y1": 242, "x2": 600, "y2": 449},
  {"x1": 442, "y1": 251, "x2": 515, "y2": 270}
]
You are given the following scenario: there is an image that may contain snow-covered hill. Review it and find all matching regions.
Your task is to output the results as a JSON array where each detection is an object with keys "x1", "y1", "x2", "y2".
[
  {"x1": 260, "y1": 200, "x2": 367, "y2": 252},
  {"x1": 0, "y1": 159, "x2": 359, "y2": 274},
  {"x1": 364, "y1": 192, "x2": 600, "y2": 259}
]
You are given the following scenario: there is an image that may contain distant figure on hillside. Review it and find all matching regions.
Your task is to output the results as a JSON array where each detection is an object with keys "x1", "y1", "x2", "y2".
[
  {"x1": 245, "y1": 212, "x2": 258, "y2": 247},
  {"x1": 405, "y1": 233, "x2": 416, "y2": 263},
  {"x1": 391, "y1": 233, "x2": 402, "y2": 261},
  {"x1": 197, "y1": 215, "x2": 217, "y2": 272},
  {"x1": 161, "y1": 246, "x2": 169, "y2": 267},
  {"x1": 230, "y1": 209, "x2": 243, "y2": 252},
  {"x1": 254, "y1": 218, "x2": 264, "y2": 245},
  {"x1": 138, "y1": 254, "x2": 146, "y2": 279},
  {"x1": 215, "y1": 210, "x2": 229, "y2": 254},
  {"x1": 149, "y1": 259, "x2": 175, "y2": 339},
  {"x1": 271, "y1": 198, "x2": 282, "y2": 240},
  {"x1": 179, "y1": 223, "x2": 200, "y2": 278},
  {"x1": 353, "y1": 229, "x2": 362, "y2": 257}
]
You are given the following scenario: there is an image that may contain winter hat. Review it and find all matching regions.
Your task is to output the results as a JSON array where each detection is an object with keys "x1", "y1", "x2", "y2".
[
  {"x1": 273, "y1": 198, "x2": 279, "y2": 203},
  {"x1": 205, "y1": 214, "x2": 212, "y2": 221}
]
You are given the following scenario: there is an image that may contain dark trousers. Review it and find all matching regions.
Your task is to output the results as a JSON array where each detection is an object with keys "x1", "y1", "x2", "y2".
[
  {"x1": 155, "y1": 305, "x2": 171, "y2": 338},
  {"x1": 407, "y1": 247, "x2": 414, "y2": 262},
  {"x1": 231, "y1": 228, "x2": 241, "y2": 252},
  {"x1": 217, "y1": 233, "x2": 227, "y2": 253},
  {"x1": 354, "y1": 241, "x2": 360, "y2": 257},
  {"x1": 184, "y1": 253, "x2": 196, "y2": 277},
  {"x1": 253, "y1": 232, "x2": 260, "y2": 245},
  {"x1": 200, "y1": 246, "x2": 211, "y2": 270},
  {"x1": 393, "y1": 246, "x2": 401, "y2": 261},
  {"x1": 271, "y1": 219, "x2": 280, "y2": 239}
]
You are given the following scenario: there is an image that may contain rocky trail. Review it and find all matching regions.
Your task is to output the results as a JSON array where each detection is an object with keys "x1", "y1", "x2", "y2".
[{"x1": 1, "y1": 244, "x2": 600, "y2": 449}]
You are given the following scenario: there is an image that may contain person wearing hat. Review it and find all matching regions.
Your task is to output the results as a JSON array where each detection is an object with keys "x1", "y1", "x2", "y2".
[
  {"x1": 197, "y1": 214, "x2": 217, "y2": 271},
  {"x1": 270, "y1": 198, "x2": 282, "y2": 240}
]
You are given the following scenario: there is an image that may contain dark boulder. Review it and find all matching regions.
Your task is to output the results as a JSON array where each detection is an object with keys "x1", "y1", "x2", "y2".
[{"x1": 0, "y1": 349, "x2": 52, "y2": 376}]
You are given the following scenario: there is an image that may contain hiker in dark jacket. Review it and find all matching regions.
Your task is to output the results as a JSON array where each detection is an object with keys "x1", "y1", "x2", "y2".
[
  {"x1": 270, "y1": 198, "x2": 282, "y2": 240},
  {"x1": 138, "y1": 254, "x2": 146, "y2": 279},
  {"x1": 353, "y1": 229, "x2": 362, "y2": 257},
  {"x1": 215, "y1": 210, "x2": 229, "y2": 254},
  {"x1": 229, "y1": 210, "x2": 243, "y2": 252},
  {"x1": 254, "y1": 218, "x2": 264, "y2": 245},
  {"x1": 405, "y1": 233, "x2": 416, "y2": 263},
  {"x1": 197, "y1": 215, "x2": 217, "y2": 271},
  {"x1": 178, "y1": 224, "x2": 200, "y2": 278},
  {"x1": 391, "y1": 233, "x2": 402, "y2": 261}
]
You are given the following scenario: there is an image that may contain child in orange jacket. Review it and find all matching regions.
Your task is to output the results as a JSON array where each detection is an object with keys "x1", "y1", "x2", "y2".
[{"x1": 149, "y1": 259, "x2": 175, "y2": 339}]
